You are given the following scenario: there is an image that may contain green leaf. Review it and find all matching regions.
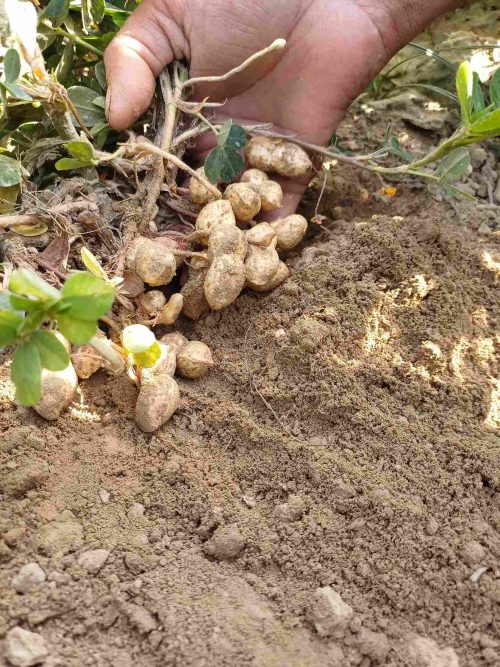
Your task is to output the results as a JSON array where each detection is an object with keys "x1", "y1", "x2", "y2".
[
  {"x1": 4, "y1": 48, "x2": 21, "y2": 84},
  {"x1": 65, "y1": 140, "x2": 96, "y2": 163},
  {"x1": 11, "y1": 341, "x2": 41, "y2": 406},
  {"x1": 456, "y1": 61, "x2": 473, "y2": 126},
  {"x1": 490, "y1": 68, "x2": 500, "y2": 108},
  {"x1": 0, "y1": 154, "x2": 21, "y2": 187},
  {"x1": 132, "y1": 341, "x2": 161, "y2": 369},
  {"x1": 204, "y1": 146, "x2": 244, "y2": 184},
  {"x1": 81, "y1": 0, "x2": 105, "y2": 32},
  {"x1": 470, "y1": 108, "x2": 500, "y2": 137},
  {"x1": 92, "y1": 95, "x2": 106, "y2": 109},
  {"x1": 18, "y1": 308, "x2": 46, "y2": 335},
  {"x1": 217, "y1": 120, "x2": 232, "y2": 147},
  {"x1": 44, "y1": 0, "x2": 70, "y2": 19},
  {"x1": 226, "y1": 124, "x2": 246, "y2": 150},
  {"x1": 390, "y1": 137, "x2": 413, "y2": 163},
  {"x1": 9, "y1": 271, "x2": 57, "y2": 303},
  {"x1": 10, "y1": 268, "x2": 60, "y2": 301},
  {"x1": 55, "y1": 158, "x2": 94, "y2": 171},
  {"x1": 56, "y1": 313, "x2": 96, "y2": 345},
  {"x1": 61, "y1": 272, "x2": 114, "y2": 320},
  {"x1": 0, "y1": 310, "x2": 23, "y2": 346},
  {"x1": 8, "y1": 122, "x2": 43, "y2": 149},
  {"x1": 471, "y1": 73, "x2": 485, "y2": 117},
  {"x1": 30, "y1": 330, "x2": 69, "y2": 371},
  {"x1": 68, "y1": 86, "x2": 106, "y2": 127},
  {"x1": 94, "y1": 61, "x2": 107, "y2": 91},
  {"x1": 1, "y1": 81, "x2": 32, "y2": 101},
  {"x1": 436, "y1": 148, "x2": 470, "y2": 183},
  {"x1": 80, "y1": 247, "x2": 108, "y2": 279},
  {"x1": 443, "y1": 183, "x2": 476, "y2": 201},
  {"x1": 9, "y1": 294, "x2": 45, "y2": 311}
]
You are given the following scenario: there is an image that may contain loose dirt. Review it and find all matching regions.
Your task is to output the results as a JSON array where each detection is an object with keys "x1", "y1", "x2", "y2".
[{"x1": 1, "y1": 34, "x2": 500, "y2": 667}]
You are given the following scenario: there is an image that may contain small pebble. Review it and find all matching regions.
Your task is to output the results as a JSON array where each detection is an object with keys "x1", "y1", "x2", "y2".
[
  {"x1": 203, "y1": 525, "x2": 245, "y2": 560},
  {"x1": 462, "y1": 540, "x2": 486, "y2": 566},
  {"x1": 98, "y1": 490, "x2": 110, "y2": 504},
  {"x1": 78, "y1": 549, "x2": 110, "y2": 574},
  {"x1": 128, "y1": 503, "x2": 145, "y2": 520},
  {"x1": 12, "y1": 563, "x2": 46, "y2": 594},
  {"x1": 309, "y1": 586, "x2": 353, "y2": 638},
  {"x1": 5, "y1": 627, "x2": 49, "y2": 667}
]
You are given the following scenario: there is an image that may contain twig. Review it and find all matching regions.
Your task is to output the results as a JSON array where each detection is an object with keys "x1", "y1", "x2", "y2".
[
  {"x1": 0, "y1": 201, "x2": 98, "y2": 229},
  {"x1": 122, "y1": 143, "x2": 222, "y2": 199},
  {"x1": 182, "y1": 38, "x2": 286, "y2": 90}
]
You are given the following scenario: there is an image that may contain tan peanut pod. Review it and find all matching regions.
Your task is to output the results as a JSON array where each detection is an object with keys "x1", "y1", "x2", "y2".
[
  {"x1": 204, "y1": 255, "x2": 246, "y2": 310},
  {"x1": 196, "y1": 200, "x2": 236, "y2": 242},
  {"x1": 270, "y1": 215, "x2": 308, "y2": 250},
  {"x1": 223, "y1": 183, "x2": 261, "y2": 222},
  {"x1": 258, "y1": 180, "x2": 283, "y2": 212},
  {"x1": 139, "y1": 290, "x2": 167, "y2": 314},
  {"x1": 270, "y1": 142, "x2": 313, "y2": 178},
  {"x1": 208, "y1": 225, "x2": 247, "y2": 261},
  {"x1": 247, "y1": 260, "x2": 290, "y2": 292},
  {"x1": 244, "y1": 239, "x2": 280, "y2": 288},
  {"x1": 181, "y1": 268, "x2": 211, "y2": 320},
  {"x1": 135, "y1": 374, "x2": 180, "y2": 432},
  {"x1": 189, "y1": 166, "x2": 219, "y2": 205},
  {"x1": 245, "y1": 222, "x2": 276, "y2": 248},
  {"x1": 177, "y1": 341, "x2": 214, "y2": 379},
  {"x1": 126, "y1": 237, "x2": 177, "y2": 287},
  {"x1": 245, "y1": 136, "x2": 277, "y2": 171},
  {"x1": 240, "y1": 168, "x2": 269, "y2": 189},
  {"x1": 34, "y1": 365, "x2": 78, "y2": 420},
  {"x1": 158, "y1": 293, "x2": 184, "y2": 325},
  {"x1": 72, "y1": 345, "x2": 105, "y2": 379},
  {"x1": 160, "y1": 332, "x2": 188, "y2": 354}
]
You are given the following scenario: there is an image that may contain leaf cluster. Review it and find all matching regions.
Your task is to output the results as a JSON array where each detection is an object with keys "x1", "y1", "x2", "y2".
[{"x1": 0, "y1": 269, "x2": 114, "y2": 405}]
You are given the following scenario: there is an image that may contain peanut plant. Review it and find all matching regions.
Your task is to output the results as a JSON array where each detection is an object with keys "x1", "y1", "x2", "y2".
[{"x1": 0, "y1": 0, "x2": 499, "y2": 429}]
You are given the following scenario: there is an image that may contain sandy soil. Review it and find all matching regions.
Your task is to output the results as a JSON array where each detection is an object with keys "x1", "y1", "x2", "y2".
[{"x1": 1, "y1": 14, "x2": 500, "y2": 667}]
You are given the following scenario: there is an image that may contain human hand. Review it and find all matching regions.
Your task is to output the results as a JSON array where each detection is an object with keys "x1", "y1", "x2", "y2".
[{"x1": 104, "y1": 0, "x2": 464, "y2": 214}]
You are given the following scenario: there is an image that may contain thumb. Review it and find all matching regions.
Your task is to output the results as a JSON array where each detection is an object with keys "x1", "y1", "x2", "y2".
[{"x1": 104, "y1": 0, "x2": 187, "y2": 130}]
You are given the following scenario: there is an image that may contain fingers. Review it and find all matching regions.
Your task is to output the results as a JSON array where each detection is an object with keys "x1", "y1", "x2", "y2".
[{"x1": 104, "y1": 0, "x2": 187, "y2": 130}]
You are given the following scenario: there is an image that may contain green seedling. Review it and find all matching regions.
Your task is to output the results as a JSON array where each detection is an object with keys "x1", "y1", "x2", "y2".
[{"x1": 0, "y1": 268, "x2": 114, "y2": 405}]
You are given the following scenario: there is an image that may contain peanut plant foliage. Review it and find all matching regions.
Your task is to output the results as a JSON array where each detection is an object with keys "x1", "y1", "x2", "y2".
[{"x1": 0, "y1": 0, "x2": 499, "y2": 406}]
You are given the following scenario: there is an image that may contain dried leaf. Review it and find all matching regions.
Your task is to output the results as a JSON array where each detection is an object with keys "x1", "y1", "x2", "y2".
[
  {"x1": 118, "y1": 270, "x2": 144, "y2": 298},
  {"x1": 11, "y1": 222, "x2": 49, "y2": 237},
  {"x1": 39, "y1": 232, "x2": 70, "y2": 271}
]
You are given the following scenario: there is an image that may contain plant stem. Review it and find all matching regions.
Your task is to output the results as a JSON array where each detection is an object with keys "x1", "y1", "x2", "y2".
[
  {"x1": 0, "y1": 200, "x2": 98, "y2": 229},
  {"x1": 89, "y1": 335, "x2": 125, "y2": 375},
  {"x1": 250, "y1": 127, "x2": 467, "y2": 180},
  {"x1": 182, "y1": 38, "x2": 286, "y2": 90},
  {"x1": 195, "y1": 112, "x2": 218, "y2": 136},
  {"x1": 122, "y1": 143, "x2": 222, "y2": 198},
  {"x1": 42, "y1": 22, "x2": 104, "y2": 57}
]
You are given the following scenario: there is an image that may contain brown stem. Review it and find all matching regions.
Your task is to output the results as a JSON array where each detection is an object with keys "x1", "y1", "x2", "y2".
[
  {"x1": 0, "y1": 200, "x2": 98, "y2": 229},
  {"x1": 123, "y1": 143, "x2": 222, "y2": 199}
]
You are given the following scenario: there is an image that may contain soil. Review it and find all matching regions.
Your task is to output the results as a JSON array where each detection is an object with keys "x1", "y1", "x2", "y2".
[{"x1": 1, "y1": 17, "x2": 500, "y2": 667}]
